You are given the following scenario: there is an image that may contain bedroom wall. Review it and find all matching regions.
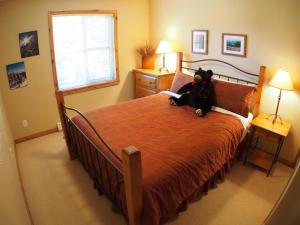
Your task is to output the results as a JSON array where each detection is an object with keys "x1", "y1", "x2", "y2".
[
  {"x1": 0, "y1": 88, "x2": 31, "y2": 225},
  {"x1": 149, "y1": 0, "x2": 300, "y2": 164},
  {"x1": 0, "y1": 0, "x2": 149, "y2": 140},
  {"x1": 265, "y1": 160, "x2": 300, "y2": 225}
]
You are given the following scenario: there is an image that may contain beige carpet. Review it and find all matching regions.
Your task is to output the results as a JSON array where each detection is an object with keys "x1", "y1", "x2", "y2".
[{"x1": 17, "y1": 132, "x2": 292, "y2": 225}]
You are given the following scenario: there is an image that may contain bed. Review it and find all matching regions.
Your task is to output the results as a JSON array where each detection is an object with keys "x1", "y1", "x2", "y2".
[{"x1": 55, "y1": 52, "x2": 266, "y2": 225}]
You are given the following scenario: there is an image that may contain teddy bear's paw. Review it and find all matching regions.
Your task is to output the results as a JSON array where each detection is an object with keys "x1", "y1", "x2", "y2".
[
  {"x1": 169, "y1": 99, "x2": 177, "y2": 106},
  {"x1": 195, "y1": 109, "x2": 203, "y2": 117}
]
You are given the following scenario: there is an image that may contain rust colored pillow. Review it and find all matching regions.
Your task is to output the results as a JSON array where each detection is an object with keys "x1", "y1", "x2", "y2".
[
  {"x1": 170, "y1": 71, "x2": 193, "y2": 93},
  {"x1": 212, "y1": 79, "x2": 256, "y2": 117}
]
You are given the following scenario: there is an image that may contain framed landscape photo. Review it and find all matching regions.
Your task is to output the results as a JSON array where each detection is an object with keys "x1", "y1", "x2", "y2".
[
  {"x1": 222, "y1": 33, "x2": 247, "y2": 57},
  {"x1": 192, "y1": 30, "x2": 208, "y2": 54}
]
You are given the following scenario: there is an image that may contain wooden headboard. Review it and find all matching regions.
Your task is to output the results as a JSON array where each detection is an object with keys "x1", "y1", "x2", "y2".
[{"x1": 175, "y1": 52, "x2": 266, "y2": 117}]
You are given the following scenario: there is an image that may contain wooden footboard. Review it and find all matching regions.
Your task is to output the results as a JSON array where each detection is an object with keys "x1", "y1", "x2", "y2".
[{"x1": 55, "y1": 91, "x2": 142, "y2": 225}]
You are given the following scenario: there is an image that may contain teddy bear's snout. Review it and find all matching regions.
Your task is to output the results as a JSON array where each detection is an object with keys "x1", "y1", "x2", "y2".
[{"x1": 194, "y1": 75, "x2": 202, "y2": 83}]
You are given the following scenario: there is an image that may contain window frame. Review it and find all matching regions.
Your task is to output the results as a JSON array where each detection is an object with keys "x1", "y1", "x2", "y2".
[{"x1": 48, "y1": 10, "x2": 120, "y2": 96}]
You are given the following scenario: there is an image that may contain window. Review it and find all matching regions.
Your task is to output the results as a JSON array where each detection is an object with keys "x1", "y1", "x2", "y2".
[{"x1": 49, "y1": 10, "x2": 119, "y2": 94}]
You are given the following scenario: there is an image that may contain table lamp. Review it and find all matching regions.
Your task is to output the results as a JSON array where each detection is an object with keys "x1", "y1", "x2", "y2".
[
  {"x1": 156, "y1": 40, "x2": 173, "y2": 72},
  {"x1": 268, "y1": 69, "x2": 294, "y2": 124}
]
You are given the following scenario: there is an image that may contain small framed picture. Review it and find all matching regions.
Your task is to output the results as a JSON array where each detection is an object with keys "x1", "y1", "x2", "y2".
[
  {"x1": 19, "y1": 30, "x2": 40, "y2": 58},
  {"x1": 222, "y1": 33, "x2": 247, "y2": 57},
  {"x1": 6, "y1": 61, "x2": 28, "y2": 90},
  {"x1": 192, "y1": 30, "x2": 208, "y2": 55}
]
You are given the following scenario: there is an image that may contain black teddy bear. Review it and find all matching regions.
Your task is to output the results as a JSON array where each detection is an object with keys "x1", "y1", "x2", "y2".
[{"x1": 169, "y1": 68, "x2": 215, "y2": 116}]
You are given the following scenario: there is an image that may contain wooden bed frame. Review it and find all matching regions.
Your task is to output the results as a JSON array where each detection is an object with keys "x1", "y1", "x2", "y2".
[{"x1": 55, "y1": 52, "x2": 266, "y2": 225}]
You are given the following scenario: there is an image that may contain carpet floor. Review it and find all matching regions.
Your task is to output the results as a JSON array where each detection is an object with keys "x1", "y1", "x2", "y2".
[{"x1": 16, "y1": 132, "x2": 292, "y2": 225}]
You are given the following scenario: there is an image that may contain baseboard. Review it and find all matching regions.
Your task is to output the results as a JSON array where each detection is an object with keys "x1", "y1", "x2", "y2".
[
  {"x1": 15, "y1": 128, "x2": 58, "y2": 144},
  {"x1": 279, "y1": 149, "x2": 300, "y2": 168},
  {"x1": 278, "y1": 157, "x2": 295, "y2": 168}
]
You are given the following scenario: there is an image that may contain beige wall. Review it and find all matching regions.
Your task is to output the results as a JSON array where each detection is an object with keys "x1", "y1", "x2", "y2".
[
  {"x1": 0, "y1": 0, "x2": 149, "y2": 139},
  {"x1": 0, "y1": 87, "x2": 31, "y2": 224},
  {"x1": 0, "y1": 0, "x2": 299, "y2": 163},
  {"x1": 150, "y1": 0, "x2": 300, "y2": 164}
]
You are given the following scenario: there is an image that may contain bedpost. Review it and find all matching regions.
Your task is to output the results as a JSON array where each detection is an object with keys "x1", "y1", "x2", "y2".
[
  {"x1": 55, "y1": 91, "x2": 73, "y2": 159},
  {"x1": 122, "y1": 146, "x2": 143, "y2": 225},
  {"x1": 253, "y1": 65, "x2": 266, "y2": 117},
  {"x1": 176, "y1": 52, "x2": 183, "y2": 72}
]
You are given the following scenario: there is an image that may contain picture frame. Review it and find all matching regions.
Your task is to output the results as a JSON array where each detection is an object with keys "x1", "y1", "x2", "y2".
[
  {"x1": 192, "y1": 30, "x2": 208, "y2": 55},
  {"x1": 19, "y1": 30, "x2": 40, "y2": 58},
  {"x1": 222, "y1": 33, "x2": 247, "y2": 57},
  {"x1": 6, "y1": 61, "x2": 28, "y2": 90}
]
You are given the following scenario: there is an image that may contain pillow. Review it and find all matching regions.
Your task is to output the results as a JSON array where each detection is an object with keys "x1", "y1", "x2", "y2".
[
  {"x1": 212, "y1": 79, "x2": 256, "y2": 117},
  {"x1": 170, "y1": 71, "x2": 193, "y2": 93}
]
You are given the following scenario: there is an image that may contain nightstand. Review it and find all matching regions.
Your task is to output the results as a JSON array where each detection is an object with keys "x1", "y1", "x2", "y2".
[
  {"x1": 133, "y1": 69, "x2": 175, "y2": 98},
  {"x1": 244, "y1": 113, "x2": 291, "y2": 176}
]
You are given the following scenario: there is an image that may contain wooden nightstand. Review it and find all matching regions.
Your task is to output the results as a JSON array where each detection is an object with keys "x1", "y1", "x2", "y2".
[
  {"x1": 244, "y1": 113, "x2": 291, "y2": 176},
  {"x1": 133, "y1": 69, "x2": 175, "y2": 98}
]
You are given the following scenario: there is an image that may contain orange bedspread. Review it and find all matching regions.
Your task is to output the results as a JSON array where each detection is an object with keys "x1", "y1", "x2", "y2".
[{"x1": 72, "y1": 93, "x2": 244, "y2": 225}]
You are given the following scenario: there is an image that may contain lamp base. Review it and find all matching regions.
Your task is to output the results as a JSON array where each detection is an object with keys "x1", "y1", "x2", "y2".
[
  {"x1": 159, "y1": 67, "x2": 169, "y2": 73},
  {"x1": 159, "y1": 53, "x2": 169, "y2": 73},
  {"x1": 266, "y1": 88, "x2": 283, "y2": 124},
  {"x1": 266, "y1": 114, "x2": 283, "y2": 124}
]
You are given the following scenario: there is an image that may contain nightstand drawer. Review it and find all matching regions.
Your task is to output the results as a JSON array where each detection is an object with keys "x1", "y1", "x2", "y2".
[
  {"x1": 135, "y1": 85, "x2": 156, "y2": 98},
  {"x1": 133, "y1": 69, "x2": 174, "y2": 99},
  {"x1": 135, "y1": 73, "x2": 157, "y2": 89},
  {"x1": 255, "y1": 127, "x2": 281, "y2": 143}
]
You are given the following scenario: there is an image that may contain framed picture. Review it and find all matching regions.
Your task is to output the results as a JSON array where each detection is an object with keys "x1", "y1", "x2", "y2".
[
  {"x1": 6, "y1": 62, "x2": 28, "y2": 90},
  {"x1": 19, "y1": 30, "x2": 40, "y2": 58},
  {"x1": 222, "y1": 33, "x2": 247, "y2": 57},
  {"x1": 192, "y1": 30, "x2": 208, "y2": 54}
]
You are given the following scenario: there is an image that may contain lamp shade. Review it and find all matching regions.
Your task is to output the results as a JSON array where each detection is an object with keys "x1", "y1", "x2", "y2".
[
  {"x1": 155, "y1": 40, "x2": 173, "y2": 54},
  {"x1": 269, "y1": 69, "x2": 294, "y2": 91}
]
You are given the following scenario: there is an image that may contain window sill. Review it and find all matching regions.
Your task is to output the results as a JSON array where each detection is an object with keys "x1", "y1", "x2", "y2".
[{"x1": 60, "y1": 79, "x2": 120, "y2": 96}]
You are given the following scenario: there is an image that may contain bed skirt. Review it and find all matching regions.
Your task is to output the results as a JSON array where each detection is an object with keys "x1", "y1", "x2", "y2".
[{"x1": 71, "y1": 133, "x2": 248, "y2": 225}]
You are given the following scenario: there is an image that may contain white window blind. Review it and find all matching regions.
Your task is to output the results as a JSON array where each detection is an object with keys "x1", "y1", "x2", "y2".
[{"x1": 52, "y1": 14, "x2": 116, "y2": 90}]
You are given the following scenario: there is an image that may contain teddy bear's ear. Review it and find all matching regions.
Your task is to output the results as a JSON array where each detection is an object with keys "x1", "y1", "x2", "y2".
[
  {"x1": 207, "y1": 70, "x2": 213, "y2": 77},
  {"x1": 195, "y1": 67, "x2": 202, "y2": 75}
]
